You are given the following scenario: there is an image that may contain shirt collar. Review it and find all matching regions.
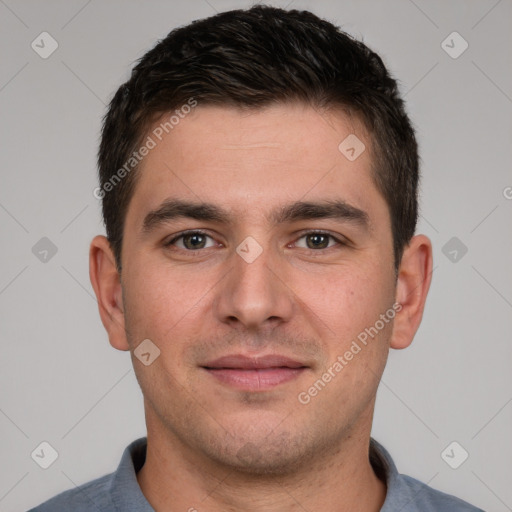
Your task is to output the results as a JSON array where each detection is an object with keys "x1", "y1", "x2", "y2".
[
  {"x1": 110, "y1": 436, "x2": 399, "y2": 511},
  {"x1": 109, "y1": 437, "x2": 153, "y2": 511}
]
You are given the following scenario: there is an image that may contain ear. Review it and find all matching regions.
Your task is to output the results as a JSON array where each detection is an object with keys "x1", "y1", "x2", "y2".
[
  {"x1": 391, "y1": 234, "x2": 433, "y2": 350},
  {"x1": 89, "y1": 235, "x2": 130, "y2": 351}
]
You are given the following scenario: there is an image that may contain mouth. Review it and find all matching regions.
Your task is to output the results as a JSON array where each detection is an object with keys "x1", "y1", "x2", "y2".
[{"x1": 201, "y1": 354, "x2": 309, "y2": 391}]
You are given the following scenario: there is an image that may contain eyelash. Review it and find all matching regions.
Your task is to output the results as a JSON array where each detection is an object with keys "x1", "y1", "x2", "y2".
[{"x1": 164, "y1": 229, "x2": 346, "y2": 253}]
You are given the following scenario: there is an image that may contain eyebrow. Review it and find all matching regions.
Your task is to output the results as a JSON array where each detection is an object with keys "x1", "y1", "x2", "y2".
[{"x1": 141, "y1": 198, "x2": 369, "y2": 234}]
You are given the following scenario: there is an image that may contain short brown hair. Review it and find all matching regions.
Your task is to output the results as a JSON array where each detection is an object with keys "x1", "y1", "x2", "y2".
[{"x1": 97, "y1": 4, "x2": 419, "y2": 272}]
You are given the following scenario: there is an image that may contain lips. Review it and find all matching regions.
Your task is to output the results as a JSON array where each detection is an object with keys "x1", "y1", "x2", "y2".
[
  {"x1": 202, "y1": 354, "x2": 308, "y2": 391},
  {"x1": 204, "y1": 354, "x2": 306, "y2": 370}
]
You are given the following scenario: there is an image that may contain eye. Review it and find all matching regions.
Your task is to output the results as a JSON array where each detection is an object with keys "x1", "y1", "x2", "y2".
[
  {"x1": 164, "y1": 230, "x2": 345, "y2": 253},
  {"x1": 294, "y1": 231, "x2": 344, "y2": 250},
  {"x1": 165, "y1": 230, "x2": 217, "y2": 250}
]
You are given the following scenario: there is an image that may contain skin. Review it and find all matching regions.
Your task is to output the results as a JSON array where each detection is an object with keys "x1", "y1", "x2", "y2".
[{"x1": 90, "y1": 102, "x2": 432, "y2": 512}]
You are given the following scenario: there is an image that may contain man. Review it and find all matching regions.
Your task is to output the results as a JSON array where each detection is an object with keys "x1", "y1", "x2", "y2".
[{"x1": 30, "y1": 5, "x2": 483, "y2": 511}]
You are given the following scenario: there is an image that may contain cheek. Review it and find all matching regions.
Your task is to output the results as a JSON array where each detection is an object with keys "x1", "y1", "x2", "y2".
[
  {"x1": 122, "y1": 260, "x2": 206, "y2": 345},
  {"x1": 293, "y1": 262, "x2": 393, "y2": 344},
  {"x1": 297, "y1": 265, "x2": 394, "y2": 413}
]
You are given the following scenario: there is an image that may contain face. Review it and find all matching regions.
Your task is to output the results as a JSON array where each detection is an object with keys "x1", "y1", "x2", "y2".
[{"x1": 95, "y1": 103, "x2": 407, "y2": 473}]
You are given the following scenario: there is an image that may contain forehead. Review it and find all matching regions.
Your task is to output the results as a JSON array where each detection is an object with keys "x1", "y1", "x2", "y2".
[{"x1": 126, "y1": 103, "x2": 383, "y2": 227}]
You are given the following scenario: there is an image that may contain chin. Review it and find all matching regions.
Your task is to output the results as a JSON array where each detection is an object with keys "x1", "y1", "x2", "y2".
[{"x1": 205, "y1": 429, "x2": 316, "y2": 476}]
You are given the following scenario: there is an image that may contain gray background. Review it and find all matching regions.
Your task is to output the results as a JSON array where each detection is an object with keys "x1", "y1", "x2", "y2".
[{"x1": 1, "y1": 0, "x2": 511, "y2": 510}]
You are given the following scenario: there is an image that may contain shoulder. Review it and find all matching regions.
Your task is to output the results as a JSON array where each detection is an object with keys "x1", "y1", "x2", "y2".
[
  {"x1": 370, "y1": 438, "x2": 484, "y2": 512},
  {"x1": 27, "y1": 472, "x2": 115, "y2": 511},
  {"x1": 27, "y1": 437, "x2": 149, "y2": 512},
  {"x1": 394, "y1": 473, "x2": 485, "y2": 511}
]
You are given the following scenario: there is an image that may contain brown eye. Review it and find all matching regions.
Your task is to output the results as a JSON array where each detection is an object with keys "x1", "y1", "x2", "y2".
[
  {"x1": 166, "y1": 231, "x2": 215, "y2": 250},
  {"x1": 305, "y1": 233, "x2": 330, "y2": 249},
  {"x1": 182, "y1": 233, "x2": 207, "y2": 249},
  {"x1": 295, "y1": 231, "x2": 341, "y2": 250}
]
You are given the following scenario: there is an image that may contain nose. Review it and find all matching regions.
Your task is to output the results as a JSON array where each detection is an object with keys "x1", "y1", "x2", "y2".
[{"x1": 213, "y1": 237, "x2": 294, "y2": 333}]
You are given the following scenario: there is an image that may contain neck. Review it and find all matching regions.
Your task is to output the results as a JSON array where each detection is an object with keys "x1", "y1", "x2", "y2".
[{"x1": 137, "y1": 407, "x2": 387, "y2": 512}]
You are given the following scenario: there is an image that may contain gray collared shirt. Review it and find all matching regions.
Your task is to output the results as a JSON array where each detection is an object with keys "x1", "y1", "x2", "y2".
[{"x1": 29, "y1": 437, "x2": 484, "y2": 511}]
